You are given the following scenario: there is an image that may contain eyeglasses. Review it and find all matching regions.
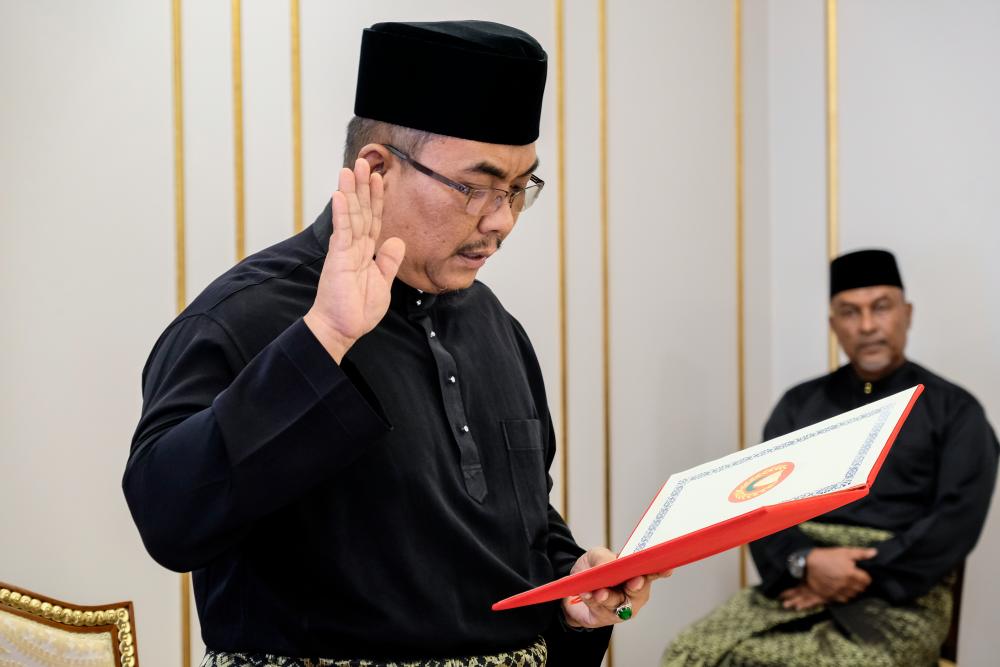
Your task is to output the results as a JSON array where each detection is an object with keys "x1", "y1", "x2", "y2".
[{"x1": 384, "y1": 144, "x2": 545, "y2": 216}]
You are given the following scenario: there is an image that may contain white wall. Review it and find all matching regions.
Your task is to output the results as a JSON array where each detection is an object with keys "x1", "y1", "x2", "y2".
[
  {"x1": 2, "y1": 2, "x2": 998, "y2": 666},
  {"x1": 0, "y1": 0, "x2": 180, "y2": 662},
  {"x1": 604, "y1": 1, "x2": 742, "y2": 662}
]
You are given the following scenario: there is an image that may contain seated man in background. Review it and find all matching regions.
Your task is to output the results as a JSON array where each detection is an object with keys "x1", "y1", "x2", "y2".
[{"x1": 662, "y1": 249, "x2": 998, "y2": 667}]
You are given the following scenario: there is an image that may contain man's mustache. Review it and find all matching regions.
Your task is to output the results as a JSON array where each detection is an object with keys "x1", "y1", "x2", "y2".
[{"x1": 458, "y1": 235, "x2": 503, "y2": 255}]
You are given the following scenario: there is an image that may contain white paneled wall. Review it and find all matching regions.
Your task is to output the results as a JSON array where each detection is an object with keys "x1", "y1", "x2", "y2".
[
  {"x1": 2, "y1": 2, "x2": 998, "y2": 666},
  {"x1": 182, "y1": 0, "x2": 238, "y2": 300},
  {"x1": 761, "y1": 0, "x2": 830, "y2": 400},
  {"x1": 605, "y1": 1, "x2": 741, "y2": 662},
  {"x1": 0, "y1": 1, "x2": 180, "y2": 663},
  {"x1": 242, "y1": 0, "x2": 294, "y2": 257}
]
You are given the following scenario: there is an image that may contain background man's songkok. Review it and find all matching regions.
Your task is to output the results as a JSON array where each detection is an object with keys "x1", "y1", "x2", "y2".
[
  {"x1": 354, "y1": 20, "x2": 548, "y2": 145},
  {"x1": 830, "y1": 249, "x2": 905, "y2": 298}
]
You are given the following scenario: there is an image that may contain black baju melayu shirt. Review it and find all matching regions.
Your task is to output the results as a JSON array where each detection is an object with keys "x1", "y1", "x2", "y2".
[
  {"x1": 123, "y1": 207, "x2": 610, "y2": 662},
  {"x1": 750, "y1": 362, "x2": 999, "y2": 604}
]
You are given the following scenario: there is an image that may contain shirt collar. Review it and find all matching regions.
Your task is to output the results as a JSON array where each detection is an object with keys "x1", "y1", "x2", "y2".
[
  {"x1": 841, "y1": 360, "x2": 914, "y2": 398},
  {"x1": 391, "y1": 278, "x2": 437, "y2": 317},
  {"x1": 310, "y1": 201, "x2": 333, "y2": 249}
]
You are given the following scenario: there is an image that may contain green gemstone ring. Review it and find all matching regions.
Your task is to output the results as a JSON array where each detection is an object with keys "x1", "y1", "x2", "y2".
[{"x1": 615, "y1": 599, "x2": 633, "y2": 621}]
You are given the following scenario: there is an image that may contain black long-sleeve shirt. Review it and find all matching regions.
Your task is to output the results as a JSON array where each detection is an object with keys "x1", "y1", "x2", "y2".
[
  {"x1": 123, "y1": 206, "x2": 610, "y2": 661},
  {"x1": 750, "y1": 362, "x2": 998, "y2": 604}
]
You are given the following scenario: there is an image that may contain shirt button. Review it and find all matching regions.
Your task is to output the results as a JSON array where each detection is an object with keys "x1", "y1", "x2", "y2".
[
  {"x1": 416, "y1": 299, "x2": 422, "y2": 306},
  {"x1": 448, "y1": 375, "x2": 456, "y2": 383},
  {"x1": 462, "y1": 425, "x2": 470, "y2": 433},
  {"x1": 429, "y1": 331, "x2": 436, "y2": 338}
]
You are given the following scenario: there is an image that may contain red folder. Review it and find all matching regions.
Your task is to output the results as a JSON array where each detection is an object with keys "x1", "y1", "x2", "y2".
[{"x1": 492, "y1": 384, "x2": 924, "y2": 611}]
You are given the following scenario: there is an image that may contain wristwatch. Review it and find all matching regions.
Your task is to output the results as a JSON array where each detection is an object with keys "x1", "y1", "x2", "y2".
[{"x1": 786, "y1": 548, "x2": 812, "y2": 580}]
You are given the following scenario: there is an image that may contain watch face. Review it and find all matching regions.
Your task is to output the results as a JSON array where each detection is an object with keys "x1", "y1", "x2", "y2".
[{"x1": 788, "y1": 551, "x2": 807, "y2": 579}]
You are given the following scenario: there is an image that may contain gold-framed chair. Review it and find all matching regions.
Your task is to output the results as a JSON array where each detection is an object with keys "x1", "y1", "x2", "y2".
[{"x1": 0, "y1": 581, "x2": 138, "y2": 666}]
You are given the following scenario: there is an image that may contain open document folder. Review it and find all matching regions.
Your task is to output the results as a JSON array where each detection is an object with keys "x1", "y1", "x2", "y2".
[{"x1": 493, "y1": 384, "x2": 924, "y2": 611}]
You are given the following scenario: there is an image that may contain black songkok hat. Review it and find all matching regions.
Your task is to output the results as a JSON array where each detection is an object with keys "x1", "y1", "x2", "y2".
[
  {"x1": 830, "y1": 249, "x2": 904, "y2": 298},
  {"x1": 354, "y1": 20, "x2": 548, "y2": 146}
]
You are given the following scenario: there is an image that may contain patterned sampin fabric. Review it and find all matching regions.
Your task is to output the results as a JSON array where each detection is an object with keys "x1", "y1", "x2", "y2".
[{"x1": 201, "y1": 637, "x2": 547, "y2": 667}]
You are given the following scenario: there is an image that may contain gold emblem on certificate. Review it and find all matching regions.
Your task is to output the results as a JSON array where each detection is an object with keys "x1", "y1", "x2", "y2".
[{"x1": 728, "y1": 462, "x2": 795, "y2": 503}]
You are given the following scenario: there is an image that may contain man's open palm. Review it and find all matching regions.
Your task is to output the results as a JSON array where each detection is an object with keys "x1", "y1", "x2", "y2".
[{"x1": 305, "y1": 159, "x2": 405, "y2": 362}]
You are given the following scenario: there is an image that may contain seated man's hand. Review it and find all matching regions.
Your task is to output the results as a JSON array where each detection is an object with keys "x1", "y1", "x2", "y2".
[
  {"x1": 805, "y1": 546, "x2": 877, "y2": 603},
  {"x1": 778, "y1": 584, "x2": 825, "y2": 611},
  {"x1": 561, "y1": 547, "x2": 672, "y2": 629}
]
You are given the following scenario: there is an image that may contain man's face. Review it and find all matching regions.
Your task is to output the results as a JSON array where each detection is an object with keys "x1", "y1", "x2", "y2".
[
  {"x1": 829, "y1": 285, "x2": 912, "y2": 379},
  {"x1": 378, "y1": 137, "x2": 539, "y2": 293}
]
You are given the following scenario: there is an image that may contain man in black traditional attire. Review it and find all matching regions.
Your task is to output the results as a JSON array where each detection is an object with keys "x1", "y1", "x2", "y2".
[
  {"x1": 123, "y1": 20, "x2": 664, "y2": 667},
  {"x1": 663, "y1": 249, "x2": 998, "y2": 667}
]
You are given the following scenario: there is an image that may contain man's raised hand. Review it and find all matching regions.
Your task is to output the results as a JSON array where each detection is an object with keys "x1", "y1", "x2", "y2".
[{"x1": 304, "y1": 159, "x2": 405, "y2": 363}]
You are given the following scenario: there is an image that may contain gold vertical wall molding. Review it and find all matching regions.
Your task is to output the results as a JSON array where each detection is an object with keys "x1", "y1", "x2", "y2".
[
  {"x1": 554, "y1": 0, "x2": 570, "y2": 520},
  {"x1": 598, "y1": 0, "x2": 611, "y2": 555},
  {"x1": 733, "y1": 0, "x2": 749, "y2": 590},
  {"x1": 170, "y1": 1, "x2": 192, "y2": 665},
  {"x1": 826, "y1": 0, "x2": 840, "y2": 371},
  {"x1": 171, "y1": 0, "x2": 187, "y2": 316},
  {"x1": 291, "y1": 0, "x2": 304, "y2": 233},
  {"x1": 598, "y1": 1, "x2": 613, "y2": 663},
  {"x1": 180, "y1": 573, "x2": 191, "y2": 667},
  {"x1": 232, "y1": 0, "x2": 246, "y2": 261}
]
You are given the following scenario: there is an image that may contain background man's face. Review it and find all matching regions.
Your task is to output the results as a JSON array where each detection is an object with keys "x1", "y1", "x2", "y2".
[
  {"x1": 829, "y1": 285, "x2": 912, "y2": 379},
  {"x1": 379, "y1": 137, "x2": 538, "y2": 293}
]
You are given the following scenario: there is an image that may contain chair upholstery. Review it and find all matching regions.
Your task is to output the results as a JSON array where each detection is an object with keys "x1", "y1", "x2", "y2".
[{"x1": 0, "y1": 581, "x2": 138, "y2": 667}]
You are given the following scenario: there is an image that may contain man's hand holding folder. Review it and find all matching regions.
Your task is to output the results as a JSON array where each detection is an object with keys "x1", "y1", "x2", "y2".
[{"x1": 561, "y1": 547, "x2": 673, "y2": 627}]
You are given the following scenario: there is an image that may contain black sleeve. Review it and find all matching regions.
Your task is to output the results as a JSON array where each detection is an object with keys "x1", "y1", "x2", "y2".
[
  {"x1": 542, "y1": 458, "x2": 613, "y2": 665},
  {"x1": 541, "y1": 410, "x2": 583, "y2": 578},
  {"x1": 860, "y1": 398, "x2": 999, "y2": 603},
  {"x1": 541, "y1": 420, "x2": 613, "y2": 664},
  {"x1": 122, "y1": 315, "x2": 390, "y2": 572},
  {"x1": 748, "y1": 390, "x2": 818, "y2": 597},
  {"x1": 507, "y1": 314, "x2": 585, "y2": 577}
]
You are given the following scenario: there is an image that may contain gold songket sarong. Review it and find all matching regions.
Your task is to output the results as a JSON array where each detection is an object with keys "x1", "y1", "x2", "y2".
[
  {"x1": 661, "y1": 522, "x2": 952, "y2": 667},
  {"x1": 201, "y1": 636, "x2": 547, "y2": 667}
]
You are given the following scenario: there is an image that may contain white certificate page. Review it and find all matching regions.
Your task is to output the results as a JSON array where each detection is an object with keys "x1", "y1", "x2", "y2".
[{"x1": 621, "y1": 386, "x2": 919, "y2": 556}]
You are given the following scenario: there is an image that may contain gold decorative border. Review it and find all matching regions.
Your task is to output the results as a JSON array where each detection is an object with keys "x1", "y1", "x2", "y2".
[
  {"x1": 826, "y1": 0, "x2": 840, "y2": 371},
  {"x1": 291, "y1": 0, "x2": 304, "y2": 234},
  {"x1": 0, "y1": 586, "x2": 137, "y2": 667},
  {"x1": 232, "y1": 0, "x2": 246, "y2": 261},
  {"x1": 732, "y1": 0, "x2": 749, "y2": 589}
]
